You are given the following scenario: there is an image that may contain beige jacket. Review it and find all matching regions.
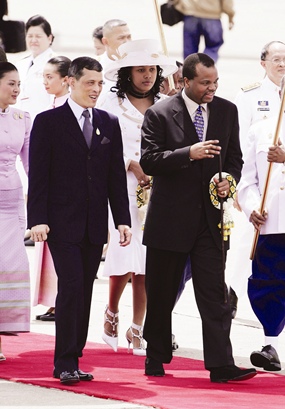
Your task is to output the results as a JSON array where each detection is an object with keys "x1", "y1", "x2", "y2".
[{"x1": 174, "y1": 0, "x2": 235, "y2": 20}]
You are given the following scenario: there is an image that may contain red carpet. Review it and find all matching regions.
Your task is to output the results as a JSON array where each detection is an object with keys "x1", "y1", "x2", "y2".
[{"x1": 1, "y1": 332, "x2": 285, "y2": 409}]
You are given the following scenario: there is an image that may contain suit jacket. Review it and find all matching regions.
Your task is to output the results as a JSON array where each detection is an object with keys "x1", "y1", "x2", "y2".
[
  {"x1": 27, "y1": 101, "x2": 131, "y2": 244},
  {"x1": 140, "y1": 92, "x2": 243, "y2": 252}
]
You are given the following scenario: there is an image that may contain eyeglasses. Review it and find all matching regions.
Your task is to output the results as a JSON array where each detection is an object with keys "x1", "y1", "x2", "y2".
[{"x1": 265, "y1": 58, "x2": 285, "y2": 65}]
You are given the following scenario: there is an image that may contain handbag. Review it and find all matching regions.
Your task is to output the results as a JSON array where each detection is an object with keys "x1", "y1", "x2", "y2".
[
  {"x1": 0, "y1": 19, "x2": 26, "y2": 53},
  {"x1": 160, "y1": 1, "x2": 184, "y2": 26}
]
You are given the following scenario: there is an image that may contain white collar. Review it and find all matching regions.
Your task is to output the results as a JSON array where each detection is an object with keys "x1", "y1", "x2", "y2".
[
  {"x1": 182, "y1": 89, "x2": 207, "y2": 116},
  {"x1": 68, "y1": 97, "x2": 93, "y2": 121}
]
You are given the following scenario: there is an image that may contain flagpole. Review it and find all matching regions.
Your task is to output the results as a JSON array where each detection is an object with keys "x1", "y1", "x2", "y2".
[
  {"x1": 152, "y1": 0, "x2": 175, "y2": 91},
  {"x1": 250, "y1": 89, "x2": 285, "y2": 260}
]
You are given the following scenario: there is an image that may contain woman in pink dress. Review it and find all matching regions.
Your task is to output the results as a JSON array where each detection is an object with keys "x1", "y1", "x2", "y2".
[
  {"x1": 33, "y1": 56, "x2": 71, "y2": 321},
  {"x1": 0, "y1": 62, "x2": 31, "y2": 360}
]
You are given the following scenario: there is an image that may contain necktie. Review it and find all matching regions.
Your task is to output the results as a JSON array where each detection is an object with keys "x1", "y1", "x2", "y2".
[
  {"x1": 82, "y1": 109, "x2": 93, "y2": 148},
  {"x1": 193, "y1": 105, "x2": 204, "y2": 142}
]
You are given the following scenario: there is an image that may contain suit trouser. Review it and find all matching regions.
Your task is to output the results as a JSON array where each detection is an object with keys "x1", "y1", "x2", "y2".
[
  {"x1": 48, "y1": 235, "x2": 103, "y2": 375},
  {"x1": 143, "y1": 224, "x2": 234, "y2": 370}
]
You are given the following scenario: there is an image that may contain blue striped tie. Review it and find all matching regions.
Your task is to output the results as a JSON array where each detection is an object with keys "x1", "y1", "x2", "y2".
[{"x1": 193, "y1": 106, "x2": 204, "y2": 142}]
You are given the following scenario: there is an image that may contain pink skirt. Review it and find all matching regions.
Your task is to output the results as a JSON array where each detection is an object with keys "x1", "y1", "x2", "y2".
[{"x1": 0, "y1": 188, "x2": 30, "y2": 332}]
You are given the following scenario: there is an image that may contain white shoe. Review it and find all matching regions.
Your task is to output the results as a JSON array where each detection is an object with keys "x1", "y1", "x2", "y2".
[
  {"x1": 126, "y1": 323, "x2": 146, "y2": 356},
  {"x1": 102, "y1": 305, "x2": 119, "y2": 352}
]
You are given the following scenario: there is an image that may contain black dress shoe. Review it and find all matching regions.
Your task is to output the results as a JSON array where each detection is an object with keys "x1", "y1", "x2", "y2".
[
  {"x1": 229, "y1": 287, "x2": 238, "y2": 319},
  {"x1": 210, "y1": 365, "x2": 257, "y2": 383},
  {"x1": 36, "y1": 309, "x2": 54, "y2": 320},
  {"x1": 54, "y1": 370, "x2": 80, "y2": 385},
  {"x1": 77, "y1": 369, "x2": 94, "y2": 381},
  {"x1": 145, "y1": 357, "x2": 165, "y2": 376},
  {"x1": 40, "y1": 312, "x2": 55, "y2": 321},
  {"x1": 250, "y1": 344, "x2": 281, "y2": 371}
]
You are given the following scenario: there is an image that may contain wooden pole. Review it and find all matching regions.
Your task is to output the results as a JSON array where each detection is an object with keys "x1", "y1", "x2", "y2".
[
  {"x1": 250, "y1": 89, "x2": 285, "y2": 260},
  {"x1": 152, "y1": 0, "x2": 175, "y2": 91}
]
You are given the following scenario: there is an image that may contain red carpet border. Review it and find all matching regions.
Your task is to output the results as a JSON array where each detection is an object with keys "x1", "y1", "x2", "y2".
[{"x1": 1, "y1": 333, "x2": 285, "y2": 409}]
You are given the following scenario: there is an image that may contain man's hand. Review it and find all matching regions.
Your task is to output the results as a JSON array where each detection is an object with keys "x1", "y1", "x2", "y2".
[
  {"x1": 249, "y1": 209, "x2": 268, "y2": 230},
  {"x1": 128, "y1": 160, "x2": 151, "y2": 187},
  {"x1": 228, "y1": 17, "x2": 234, "y2": 30},
  {"x1": 213, "y1": 177, "x2": 230, "y2": 199},
  {"x1": 31, "y1": 224, "x2": 50, "y2": 242},
  {"x1": 267, "y1": 141, "x2": 285, "y2": 163},
  {"x1": 189, "y1": 140, "x2": 221, "y2": 160},
  {"x1": 118, "y1": 225, "x2": 132, "y2": 247}
]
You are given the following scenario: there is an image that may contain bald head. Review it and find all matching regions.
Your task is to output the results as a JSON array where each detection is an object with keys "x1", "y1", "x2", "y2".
[
  {"x1": 260, "y1": 41, "x2": 285, "y2": 86},
  {"x1": 102, "y1": 19, "x2": 131, "y2": 60}
]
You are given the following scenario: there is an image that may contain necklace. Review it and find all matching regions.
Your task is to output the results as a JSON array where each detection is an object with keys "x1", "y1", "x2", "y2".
[{"x1": 127, "y1": 87, "x2": 153, "y2": 99}]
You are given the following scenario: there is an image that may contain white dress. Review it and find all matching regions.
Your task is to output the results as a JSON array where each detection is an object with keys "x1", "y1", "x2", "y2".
[{"x1": 99, "y1": 92, "x2": 165, "y2": 276}]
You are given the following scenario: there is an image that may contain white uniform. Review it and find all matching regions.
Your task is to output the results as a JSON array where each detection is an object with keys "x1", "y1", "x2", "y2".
[
  {"x1": 15, "y1": 47, "x2": 55, "y2": 195},
  {"x1": 15, "y1": 47, "x2": 55, "y2": 122},
  {"x1": 238, "y1": 116, "x2": 285, "y2": 234},
  {"x1": 227, "y1": 76, "x2": 281, "y2": 298},
  {"x1": 98, "y1": 92, "x2": 166, "y2": 277},
  {"x1": 235, "y1": 76, "x2": 280, "y2": 153}
]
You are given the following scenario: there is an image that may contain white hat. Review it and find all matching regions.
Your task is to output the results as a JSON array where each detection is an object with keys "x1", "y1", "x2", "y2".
[{"x1": 104, "y1": 39, "x2": 178, "y2": 82}]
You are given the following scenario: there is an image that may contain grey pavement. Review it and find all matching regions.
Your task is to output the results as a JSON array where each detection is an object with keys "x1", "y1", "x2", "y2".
[{"x1": 2, "y1": 0, "x2": 285, "y2": 407}]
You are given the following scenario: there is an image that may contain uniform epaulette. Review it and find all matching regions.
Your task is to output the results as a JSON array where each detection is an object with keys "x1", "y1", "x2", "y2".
[{"x1": 241, "y1": 82, "x2": 262, "y2": 92}]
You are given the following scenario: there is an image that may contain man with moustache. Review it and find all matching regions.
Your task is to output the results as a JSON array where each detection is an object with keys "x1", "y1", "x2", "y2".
[{"x1": 140, "y1": 53, "x2": 257, "y2": 383}]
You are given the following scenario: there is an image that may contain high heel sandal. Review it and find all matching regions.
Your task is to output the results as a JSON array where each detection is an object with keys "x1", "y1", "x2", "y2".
[
  {"x1": 102, "y1": 305, "x2": 119, "y2": 352},
  {"x1": 126, "y1": 323, "x2": 146, "y2": 356}
]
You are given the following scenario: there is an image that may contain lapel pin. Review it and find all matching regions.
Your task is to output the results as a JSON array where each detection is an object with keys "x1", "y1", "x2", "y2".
[
  {"x1": 96, "y1": 128, "x2": 100, "y2": 135},
  {"x1": 13, "y1": 112, "x2": 19, "y2": 120}
]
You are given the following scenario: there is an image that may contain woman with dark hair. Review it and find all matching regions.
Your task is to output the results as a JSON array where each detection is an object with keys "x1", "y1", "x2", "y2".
[
  {"x1": 0, "y1": 62, "x2": 31, "y2": 360},
  {"x1": 33, "y1": 56, "x2": 71, "y2": 322},
  {"x1": 92, "y1": 26, "x2": 105, "y2": 56},
  {"x1": 15, "y1": 15, "x2": 55, "y2": 233},
  {"x1": 98, "y1": 39, "x2": 177, "y2": 355},
  {"x1": 15, "y1": 15, "x2": 55, "y2": 121},
  {"x1": 43, "y1": 56, "x2": 71, "y2": 108}
]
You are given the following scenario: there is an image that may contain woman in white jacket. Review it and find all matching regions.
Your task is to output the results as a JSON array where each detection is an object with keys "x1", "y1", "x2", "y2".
[{"x1": 98, "y1": 39, "x2": 177, "y2": 355}]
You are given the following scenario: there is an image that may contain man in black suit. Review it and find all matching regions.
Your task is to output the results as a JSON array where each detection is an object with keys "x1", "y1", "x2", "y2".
[
  {"x1": 140, "y1": 53, "x2": 256, "y2": 383},
  {"x1": 28, "y1": 57, "x2": 131, "y2": 384}
]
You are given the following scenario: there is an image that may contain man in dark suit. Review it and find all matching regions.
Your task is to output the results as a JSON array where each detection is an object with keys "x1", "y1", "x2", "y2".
[
  {"x1": 140, "y1": 53, "x2": 256, "y2": 383},
  {"x1": 28, "y1": 57, "x2": 131, "y2": 384}
]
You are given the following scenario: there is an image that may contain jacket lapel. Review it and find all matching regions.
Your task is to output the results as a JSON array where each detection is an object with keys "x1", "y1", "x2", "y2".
[
  {"x1": 173, "y1": 94, "x2": 200, "y2": 145},
  {"x1": 62, "y1": 102, "x2": 88, "y2": 150}
]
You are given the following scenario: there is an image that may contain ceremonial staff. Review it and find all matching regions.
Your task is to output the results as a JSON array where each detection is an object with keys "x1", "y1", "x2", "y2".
[
  {"x1": 250, "y1": 88, "x2": 285, "y2": 260},
  {"x1": 218, "y1": 155, "x2": 227, "y2": 303},
  {"x1": 153, "y1": 0, "x2": 175, "y2": 91}
]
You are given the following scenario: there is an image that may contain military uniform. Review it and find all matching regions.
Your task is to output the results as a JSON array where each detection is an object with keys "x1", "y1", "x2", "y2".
[
  {"x1": 234, "y1": 76, "x2": 280, "y2": 153},
  {"x1": 238, "y1": 116, "x2": 285, "y2": 337},
  {"x1": 227, "y1": 76, "x2": 281, "y2": 300}
]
